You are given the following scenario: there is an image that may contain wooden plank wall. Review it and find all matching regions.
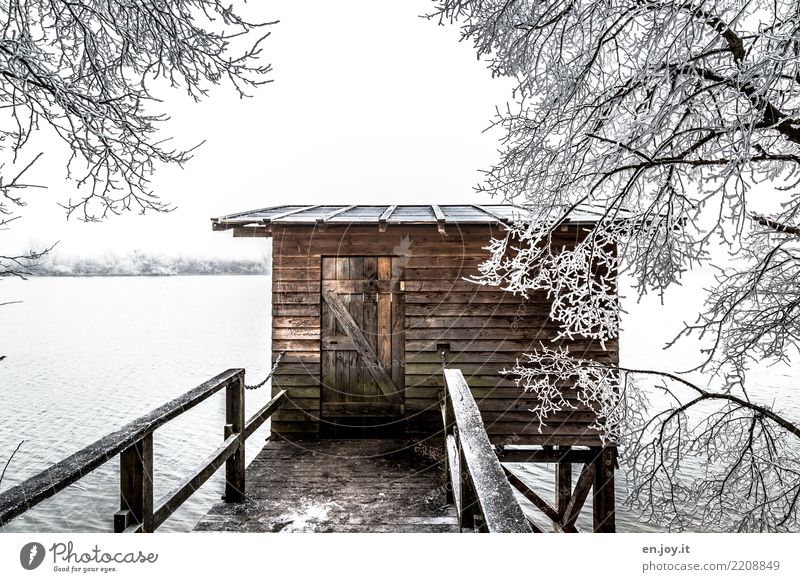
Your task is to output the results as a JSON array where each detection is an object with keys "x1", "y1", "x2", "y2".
[{"x1": 269, "y1": 224, "x2": 618, "y2": 445}]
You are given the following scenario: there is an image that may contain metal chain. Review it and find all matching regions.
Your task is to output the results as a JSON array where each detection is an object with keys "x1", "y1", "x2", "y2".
[{"x1": 245, "y1": 351, "x2": 285, "y2": 390}]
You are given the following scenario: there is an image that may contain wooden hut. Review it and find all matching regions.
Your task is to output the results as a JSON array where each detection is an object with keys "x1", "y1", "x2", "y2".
[{"x1": 212, "y1": 204, "x2": 618, "y2": 445}]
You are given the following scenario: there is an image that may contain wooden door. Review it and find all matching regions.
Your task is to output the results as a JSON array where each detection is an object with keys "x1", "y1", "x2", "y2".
[{"x1": 320, "y1": 257, "x2": 405, "y2": 426}]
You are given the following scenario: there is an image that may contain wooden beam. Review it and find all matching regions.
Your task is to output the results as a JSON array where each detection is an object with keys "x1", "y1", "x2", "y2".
[
  {"x1": 117, "y1": 434, "x2": 154, "y2": 533},
  {"x1": 244, "y1": 390, "x2": 288, "y2": 439},
  {"x1": 556, "y1": 449, "x2": 573, "y2": 518},
  {"x1": 446, "y1": 434, "x2": 461, "y2": 517},
  {"x1": 316, "y1": 205, "x2": 356, "y2": 224},
  {"x1": 431, "y1": 204, "x2": 447, "y2": 235},
  {"x1": 497, "y1": 447, "x2": 598, "y2": 464},
  {"x1": 153, "y1": 433, "x2": 240, "y2": 528},
  {"x1": 232, "y1": 226, "x2": 271, "y2": 238},
  {"x1": 473, "y1": 204, "x2": 511, "y2": 223},
  {"x1": 502, "y1": 466, "x2": 561, "y2": 524},
  {"x1": 563, "y1": 462, "x2": 595, "y2": 530},
  {"x1": 378, "y1": 205, "x2": 397, "y2": 232},
  {"x1": 321, "y1": 288, "x2": 403, "y2": 405},
  {"x1": 264, "y1": 205, "x2": 322, "y2": 223},
  {"x1": 593, "y1": 446, "x2": 616, "y2": 533}
]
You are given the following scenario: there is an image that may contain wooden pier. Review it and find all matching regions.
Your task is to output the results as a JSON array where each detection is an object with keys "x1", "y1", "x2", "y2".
[
  {"x1": 194, "y1": 439, "x2": 459, "y2": 533},
  {"x1": 0, "y1": 365, "x2": 614, "y2": 533},
  {"x1": 0, "y1": 206, "x2": 621, "y2": 534}
]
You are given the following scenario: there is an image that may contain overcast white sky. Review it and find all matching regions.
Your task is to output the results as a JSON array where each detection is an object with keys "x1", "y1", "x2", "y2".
[{"x1": 5, "y1": 1, "x2": 513, "y2": 260}]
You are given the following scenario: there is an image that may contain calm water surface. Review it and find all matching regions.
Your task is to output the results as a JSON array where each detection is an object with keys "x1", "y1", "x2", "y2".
[
  {"x1": 0, "y1": 276, "x2": 273, "y2": 532},
  {"x1": 1, "y1": 274, "x2": 798, "y2": 533}
]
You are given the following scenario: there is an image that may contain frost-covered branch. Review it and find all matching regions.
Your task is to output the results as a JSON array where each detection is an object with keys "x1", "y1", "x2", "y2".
[
  {"x1": 504, "y1": 347, "x2": 800, "y2": 531},
  {"x1": 502, "y1": 346, "x2": 648, "y2": 445},
  {"x1": 432, "y1": 0, "x2": 800, "y2": 353},
  {"x1": 0, "y1": 1, "x2": 274, "y2": 221}
]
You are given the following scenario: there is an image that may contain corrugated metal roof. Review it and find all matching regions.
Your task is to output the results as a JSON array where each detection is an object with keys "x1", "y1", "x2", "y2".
[{"x1": 212, "y1": 204, "x2": 606, "y2": 231}]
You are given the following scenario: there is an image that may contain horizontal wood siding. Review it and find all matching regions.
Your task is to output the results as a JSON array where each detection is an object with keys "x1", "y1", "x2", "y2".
[{"x1": 270, "y1": 225, "x2": 618, "y2": 445}]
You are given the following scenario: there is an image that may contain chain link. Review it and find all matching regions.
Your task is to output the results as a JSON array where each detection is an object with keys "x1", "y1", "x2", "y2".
[{"x1": 245, "y1": 351, "x2": 285, "y2": 390}]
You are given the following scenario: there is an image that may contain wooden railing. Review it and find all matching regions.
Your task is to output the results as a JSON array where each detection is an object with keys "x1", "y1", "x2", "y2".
[
  {"x1": 440, "y1": 368, "x2": 531, "y2": 533},
  {"x1": 0, "y1": 369, "x2": 287, "y2": 532}
]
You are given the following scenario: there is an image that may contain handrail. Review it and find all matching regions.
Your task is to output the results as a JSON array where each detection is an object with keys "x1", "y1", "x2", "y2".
[
  {"x1": 441, "y1": 368, "x2": 531, "y2": 533},
  {"x1": 0, "y1": 369, "x2": 287, "y2": 532}
]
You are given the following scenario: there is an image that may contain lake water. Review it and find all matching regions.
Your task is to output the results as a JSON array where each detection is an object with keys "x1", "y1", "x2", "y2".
[
  {"x1": 0, "y1": 274, "x2": 798, "y2": 533},
  {"x1": 0, "y1": 276, "x2": 273, "y2": 533}
]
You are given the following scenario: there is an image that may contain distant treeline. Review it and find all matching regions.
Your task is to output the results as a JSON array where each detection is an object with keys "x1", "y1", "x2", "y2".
[{"x1": 28, "y1": 252, "x2": 270, "y2": 276}]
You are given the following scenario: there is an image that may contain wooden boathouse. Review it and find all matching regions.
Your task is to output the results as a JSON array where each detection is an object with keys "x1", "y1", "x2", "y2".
[
  {"x1": 0, "y1": 204, "x2": 619, "y2": 534},
  {"x1": 212, "y1": 204, "x2": 617, "y2": 445}
]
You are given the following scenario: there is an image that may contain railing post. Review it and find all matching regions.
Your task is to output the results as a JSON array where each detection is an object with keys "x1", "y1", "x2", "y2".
[
  {"x1": 115, "y1": 434, "x2": 154, "y2": 533},
  {"x1": 224, "y1": 371, "x2": 246, "y2": 502}
]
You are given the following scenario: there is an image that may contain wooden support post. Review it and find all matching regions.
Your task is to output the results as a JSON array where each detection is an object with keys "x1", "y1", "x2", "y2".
[
  {"x1": 458, "y1": 444, "x2": 477, "y2": 532},
  {"x1": 116, "y1": 434, "x2": 153, "y2": 533},
  {"x1": 224, "y1": 373, "x2": 246, "y2": 503},
  {"x1": 441, "y1": 392, "x2": 454, "y2": 504},
  {"x1": 440, "y1": 350, "x2": 454, "y2": 504},
  {"x1": 593, "y1": 446, "x2": 616, "y2": 533},
  {"x1": 556, "y1": 446, "x2": 572, "y2": 518},
  {"x1": 563, "y1": 462, "x2": 595, "y2": 531}
]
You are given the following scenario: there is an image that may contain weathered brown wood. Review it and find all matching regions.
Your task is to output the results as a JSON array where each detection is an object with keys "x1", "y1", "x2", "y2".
[
  {"x1": 322, "y1": 279, "x2": 395, "y2": 293},
  {"x1": 321, "y1": 403, "x2": 403, "y2": 417},
  {"x1": 266, "y1": 221, "x2": 617, "y2": 449},
  {"x1": 391, "y1": 257, "x2": 405, "y2": 397},
  {"x1": 244, "y1": 390, "x2": 288, "y2": 439},
  {"x1": 563, "y1": 462, "x2": 595, "y2": 530},
  {"x1": 431, "y1": 204, "x2": 447, "y2": 234},
  {"x1": 224, "y1": 374, "x2": 245, "y2": 503},
  {"x1": 377, "y1": 290, "x2": 392, "y2": 372},
  {"x1": 407, "y1": 338, "x2": 615, "y2": 352},
  {"x1": 233, "y1": 226, "x2": 270, "y2": 237},
  {"x1": 556, "y1": 447, "x2": 573, "y2": 518},
  {"x1": 264, "y1": 205, "x2": 321, "y2": 223},
  {"x1": 317, "y1": 204, "x2": 356, "y2": 223},
  {"x1": 194, "y1": 440, "x2": 458, "y2": 533},
  {"x1": 117, "y1": 434, "x2": 154, "y2": 533},
  {"x1": 153, "y1": 433, "x2": 240, "y2": 528},
  {"x1": 272, "y1": 304, "x2": 320, "y2": 317},
  {"x1": 593, "y1": 446, "x2": 616, "y2": 533},
  {"x1": 446, "y1": 434, "x2": 461, "y2": 514},
  {"x1": 378, "y1": 204, "x2": 397, "y2": 231},
  {"x1": 321, "y1": 287, "x2": 402, "y2": 405},
  {"x1": 473, "y1": 204, "x2": 512, "y2": 224},
  {"x1": 490, "y1": 434, "x2": 605, "y2": 446},
  {"x1": 458, "y1": 442, "x2": 477, "y2": 531},
  {"x1": 444, "y1": 369, "x2": 531, "y2": 533},
  {"x1": 0, "y1": 369, "x2": 243, "y2": 528}
]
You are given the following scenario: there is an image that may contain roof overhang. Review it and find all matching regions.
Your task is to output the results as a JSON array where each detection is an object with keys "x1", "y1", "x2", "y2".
[{"x1": 211, "y1": 204, "x2": 606, "y2": 237}]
